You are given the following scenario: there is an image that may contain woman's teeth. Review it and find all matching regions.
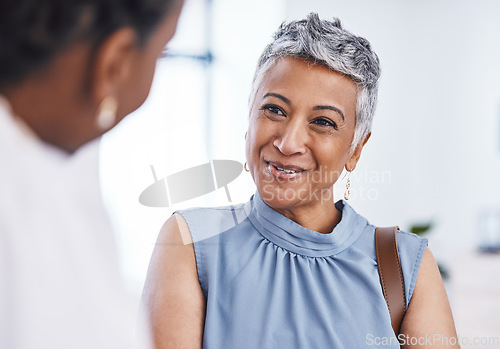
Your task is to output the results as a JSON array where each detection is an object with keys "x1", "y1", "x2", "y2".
[{"x1": 275, "y1": 166, "x2": 301, "y2": 174}]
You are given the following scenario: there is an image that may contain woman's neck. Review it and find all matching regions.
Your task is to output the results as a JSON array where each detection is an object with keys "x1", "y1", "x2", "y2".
[{"x1": 273, "y1": 197, "x2": 342, "y2": 234}]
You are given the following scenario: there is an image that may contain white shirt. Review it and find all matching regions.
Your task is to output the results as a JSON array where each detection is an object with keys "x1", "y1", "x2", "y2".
[{"x1": 0, "y1": 97, "x2": 152, "y2": 349}]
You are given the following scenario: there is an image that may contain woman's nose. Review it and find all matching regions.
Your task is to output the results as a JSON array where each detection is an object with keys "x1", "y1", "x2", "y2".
[{"x1": 273, "y1": 121, "x2": 307, "y2": 156}]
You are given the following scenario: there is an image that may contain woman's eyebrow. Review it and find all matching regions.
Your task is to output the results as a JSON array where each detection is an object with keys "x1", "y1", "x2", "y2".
[
  {"x1": 313, "y1": 105, "x2": 345, "y2": 121},
  {"x1": 263, "y1": 92, "x2": 291, "y2": 105}
]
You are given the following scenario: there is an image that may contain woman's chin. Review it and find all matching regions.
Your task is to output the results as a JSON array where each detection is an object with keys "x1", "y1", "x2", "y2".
[
  {"x1": 257, "y1": 184, "x2": 335, "y2": 211},
  {"x1": 257, "y1": 185, "x2": 307, "y2": 210}
]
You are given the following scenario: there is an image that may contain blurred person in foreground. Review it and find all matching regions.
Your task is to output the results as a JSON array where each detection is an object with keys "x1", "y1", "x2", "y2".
[
  {"x1": 143, "y1": 13, "x2": 459, "y2": 349},
  {"x1": 0, "y1": 0, "x2": 183, "y2": 348}
]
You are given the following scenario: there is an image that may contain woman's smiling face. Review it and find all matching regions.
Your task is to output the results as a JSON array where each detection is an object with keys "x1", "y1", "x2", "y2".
[{"x1": 246, "y1": 57, "x2": 365, "y2": 213}]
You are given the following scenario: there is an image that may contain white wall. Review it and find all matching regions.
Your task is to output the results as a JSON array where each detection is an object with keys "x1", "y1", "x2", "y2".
[{"x1": 287, "y1": 0, "x2": 500, "y2": 263}]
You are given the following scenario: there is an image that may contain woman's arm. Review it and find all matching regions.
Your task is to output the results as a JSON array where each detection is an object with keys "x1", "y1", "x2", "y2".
[
  {"x1": 142, "y1": 213, "x2": 205, "y2": 349},
  {"x1": 400, "y1": 247, "x2": 459, "y2": 348}
]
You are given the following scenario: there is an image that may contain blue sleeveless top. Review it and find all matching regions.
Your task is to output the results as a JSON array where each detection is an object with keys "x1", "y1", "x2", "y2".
[{"x1": 178, "y1": 193, "x2": 427, "y2": 348}]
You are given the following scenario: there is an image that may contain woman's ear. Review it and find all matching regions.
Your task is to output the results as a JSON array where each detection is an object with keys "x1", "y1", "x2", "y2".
[
  {"x1": 346, "y1": 132, "x2": 371, "y2": 171},
  {"x1": 90, "y1": 27, "x2": 137, "y2": 104}
]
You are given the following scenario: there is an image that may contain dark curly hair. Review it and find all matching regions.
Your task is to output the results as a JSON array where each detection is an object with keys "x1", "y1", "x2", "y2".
[{"x1": 0, "y1": 0, "x2": 180, "y2": 88}]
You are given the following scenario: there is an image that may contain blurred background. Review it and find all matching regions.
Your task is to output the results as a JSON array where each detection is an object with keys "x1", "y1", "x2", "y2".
[{"x1": 100, "y1": 0, "x2": 500, "y2": 346}]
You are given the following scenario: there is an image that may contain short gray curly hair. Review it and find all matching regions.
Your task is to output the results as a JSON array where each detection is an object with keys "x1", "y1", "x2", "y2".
[{"x1": 249, "y1": 13, "x2": 381, "y2": 151}]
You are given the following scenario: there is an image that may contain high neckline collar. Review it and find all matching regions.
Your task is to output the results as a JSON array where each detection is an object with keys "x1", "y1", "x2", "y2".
[{"x1": 248, "y1": 191, "x2": 368, "y2": 257}]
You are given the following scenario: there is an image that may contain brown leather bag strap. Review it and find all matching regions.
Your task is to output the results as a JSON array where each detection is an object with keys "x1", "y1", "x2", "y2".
[{"x1": 375, "y1": 226, "x2": 406, "y2": 336}]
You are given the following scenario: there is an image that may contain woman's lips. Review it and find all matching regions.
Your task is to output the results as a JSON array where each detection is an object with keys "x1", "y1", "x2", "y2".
[{"x1": 265, "y1": 160, "x2": 306, "y2": 181}]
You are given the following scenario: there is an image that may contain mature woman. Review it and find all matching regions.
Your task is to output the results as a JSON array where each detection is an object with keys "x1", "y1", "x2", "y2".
[
  {"x1": 143, "y1": 13, "x2": 458, "y2": 348},
  {"x1": 0, "y1": 1, "x2": 183, "y2": 348}
]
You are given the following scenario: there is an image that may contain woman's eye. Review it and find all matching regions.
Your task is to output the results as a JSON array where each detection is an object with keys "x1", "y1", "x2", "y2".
[
  {"x1": 262, "y1": 105, "x2": 285, "y2": 116},
  {"x1": 312, "y1": 118, "x2": 338, "y2": 130}
]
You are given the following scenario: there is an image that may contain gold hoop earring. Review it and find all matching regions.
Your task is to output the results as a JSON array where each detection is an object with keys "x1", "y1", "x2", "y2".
[
  {"x1": 96, "y1": 96, "x2": 118, "y2": 131},
  {"x1": 344, "y1": 170, "x2": 351, "y2": 200},
  {"x1": 244, "y1": 162, "x2": 249, "y2": 172}
]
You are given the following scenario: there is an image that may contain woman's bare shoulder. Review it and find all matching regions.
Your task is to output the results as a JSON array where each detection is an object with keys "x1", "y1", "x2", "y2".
[
  {"x1": 400, "y1": 247, "x2": 459, "y2": 348},
  {"x1": 142, "y1": 213, "x2": 205, "y2": 349}
]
